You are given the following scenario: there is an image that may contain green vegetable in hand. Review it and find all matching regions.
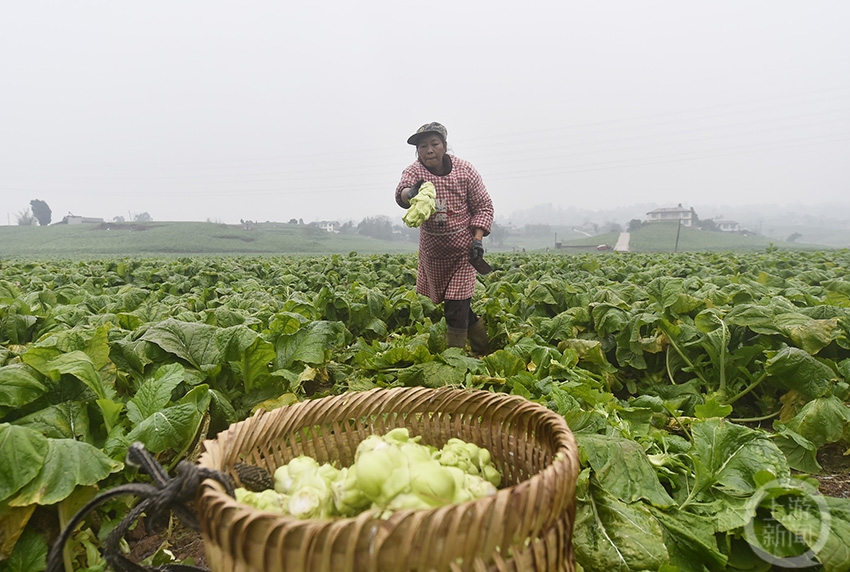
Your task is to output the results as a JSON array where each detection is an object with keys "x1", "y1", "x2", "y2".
[{"x1": 402, "y1": 181, "x2": 436, "y2": 227}]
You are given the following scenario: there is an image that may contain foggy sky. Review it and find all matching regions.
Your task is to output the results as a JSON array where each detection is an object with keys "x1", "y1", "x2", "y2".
[{"x1": 2, "y1": 1, "x2": 849, "y2": 226}]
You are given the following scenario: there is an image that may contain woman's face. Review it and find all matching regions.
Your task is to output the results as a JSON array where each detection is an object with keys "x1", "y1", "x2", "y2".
[{"x1": 416, "y1": 134, "x2": 447, "y2": 172}]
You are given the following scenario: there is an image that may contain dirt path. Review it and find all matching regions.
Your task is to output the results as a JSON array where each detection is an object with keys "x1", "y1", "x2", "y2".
[{"x1": 614, "y1": 232, "x2": 630, "y2": 252}]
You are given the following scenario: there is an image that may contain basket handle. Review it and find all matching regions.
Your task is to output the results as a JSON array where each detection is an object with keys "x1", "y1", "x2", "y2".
[{"x1": 46, "y1": 443, "x2": 235, "y2": 572}]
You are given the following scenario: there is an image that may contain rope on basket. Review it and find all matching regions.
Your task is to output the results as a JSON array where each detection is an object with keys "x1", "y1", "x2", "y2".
[{"x1": 47, "y1": 442, "x2": 236, "y2": 572}]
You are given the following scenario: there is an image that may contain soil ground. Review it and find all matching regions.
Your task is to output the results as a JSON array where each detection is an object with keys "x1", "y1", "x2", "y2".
[
  {"x1": 813, "y1": 442, "x2": 850, "y2": 498},
  {"x1": 126, "y1": 509, "x2": 208, "y2": 567}
]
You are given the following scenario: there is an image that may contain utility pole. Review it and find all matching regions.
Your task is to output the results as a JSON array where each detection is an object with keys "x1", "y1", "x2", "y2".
[{"x1": 674, "y1": 220, "x2": 682, "y2": 252}]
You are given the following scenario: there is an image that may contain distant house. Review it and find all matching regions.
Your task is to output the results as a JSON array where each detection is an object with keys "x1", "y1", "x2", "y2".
[
  {"x1": 573, "y1": 221, "x2": 598, "y2": 236},
  {"x1": 60, "y1": 215, "x2": 104, "y2": 225},
  {"x1": 311, "y1": 220, "x2": 340, "y2": 233},
  {"x1": 645, "y1": 204, "x2": 696, "y2": 227},
  {"x1": 715, "y1": 220, "x2": 740, "y2": 232}
]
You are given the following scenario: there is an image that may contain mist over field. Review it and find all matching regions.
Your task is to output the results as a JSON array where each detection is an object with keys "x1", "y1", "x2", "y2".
[
  {"x1": 2, "y1": 1, "x2": 848, "y2": 229},
  {"x1": 505, "y1": 201, "x2": 850, "y2": 245}
]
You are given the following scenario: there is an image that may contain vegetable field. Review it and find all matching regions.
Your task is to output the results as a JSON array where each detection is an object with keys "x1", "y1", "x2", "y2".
[{"x1": 2, "y1": 250, "x2": 850, "y2": 571}]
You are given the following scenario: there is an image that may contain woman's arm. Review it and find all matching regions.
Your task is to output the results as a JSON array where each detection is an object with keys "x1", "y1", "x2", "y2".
[
  {"x1": 466, "y1": 164, "x2": 494, "y2": 236},
  {"x1": 395, "y1": 167, "x2": 421, "y2": 209}
]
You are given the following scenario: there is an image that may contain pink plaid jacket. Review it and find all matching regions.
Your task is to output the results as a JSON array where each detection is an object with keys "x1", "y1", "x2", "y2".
[{"x1": 395, "y1": 156, "x2": 494, "y2": 303}]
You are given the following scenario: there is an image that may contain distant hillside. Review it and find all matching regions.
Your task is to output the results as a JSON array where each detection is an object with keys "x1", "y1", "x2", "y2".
[
  {"x1": 0, "y1": 221, "x2": 418, "y2": 258},
  {"x1": 3, "y1": 219, "x2": 840, "y2": 259},
  {"x1": 559, "y1": 223, "x2": 830, "y2": 253},
  {"x1": 503, "y1": 202, "x2": 850, "y2": 249}
]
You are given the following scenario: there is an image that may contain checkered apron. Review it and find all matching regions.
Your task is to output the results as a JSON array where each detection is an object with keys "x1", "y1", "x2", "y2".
[{"x1": 395, "y1": 156, "x2": 494, "y2": 303}]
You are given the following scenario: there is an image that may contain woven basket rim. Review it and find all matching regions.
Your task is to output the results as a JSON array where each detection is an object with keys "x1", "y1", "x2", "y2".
[
  {"x1": 197, "y1": 387, "x2": 577, "y2": 525},
  {"x1": 195, "y1": 386, "x2": 579, "y2": 571}
]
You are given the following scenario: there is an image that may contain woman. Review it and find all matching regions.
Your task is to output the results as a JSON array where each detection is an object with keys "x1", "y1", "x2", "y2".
[{"x1": 395, "y1": 122, "x2": 494, "y2": 354}]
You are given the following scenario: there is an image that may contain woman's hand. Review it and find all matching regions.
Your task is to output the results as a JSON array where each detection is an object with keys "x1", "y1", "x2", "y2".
[
  {"x1": 470, "y1": 239, "x2": 484, "y2": 260},
  {"x1": 401, "y1": 180, "x2": 424, "y2": 207}
]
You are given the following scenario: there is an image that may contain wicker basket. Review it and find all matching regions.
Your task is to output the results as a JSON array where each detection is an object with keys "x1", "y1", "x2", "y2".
[{"x1": 196, "y1": 387, "x2": 579, "y2": 572}]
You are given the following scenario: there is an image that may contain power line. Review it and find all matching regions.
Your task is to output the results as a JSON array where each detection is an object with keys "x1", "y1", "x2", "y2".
[
  {"x1": 2, "y1": 109, "x2": 847, "y2": 188},
  {"x1": 4, "y1": 133, "x2": 847, "y2": 199},
  {"x1": 2, "y1": 86, "x2": 847, "y2": 171},
  {"x1": 485, "y1": 134, "x2": 850, "y2": 181}
]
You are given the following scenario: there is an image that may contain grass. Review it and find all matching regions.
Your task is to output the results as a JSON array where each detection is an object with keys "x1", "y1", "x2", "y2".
[
  {"x1": 0, "y1": 222, "x2": 418, "y2": 259},
  {"x1": 553, "y1": 223, "x2": 828, "y2": 253},
  {"x1": 2, "y1": 221, "x2": 836, "y2": 259},
  {"x1": 628, "y1": 222, "x2": 828, "y2": 252},
  {"x1": 491, "y1": 226, "x2": 595, "y2": 253},
  {"x1": 759, "y1": 224, "x2": 850, "y2": 249}
]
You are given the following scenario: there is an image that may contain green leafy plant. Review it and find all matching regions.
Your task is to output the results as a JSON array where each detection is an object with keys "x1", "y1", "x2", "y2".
[{"x1": 1, "y1": 251, "x2": 849, "y2": 571}]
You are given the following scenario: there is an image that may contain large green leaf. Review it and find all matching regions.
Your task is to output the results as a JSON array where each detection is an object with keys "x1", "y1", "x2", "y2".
[
  {"x1": 126, "y1": 401, "x2": 205, "y2": 455},
  {"x1": 220, "y1": 324, "x2": 265, "y2": 358},
  {"x1": 725, "y1": 303, "x2": 781, "y2": 335},
  {"x1": 23, "y1": 324, "x2": 113, "y2": 370},
  {"x1": 693, "y1": 309, "x2": 729, "y2": 382},
  {"x1": 268, "y1": 311, "x2": 310, "y2": 336},
  {"x1": 0, "y1": 364, "x2": 46, "y2": 410},
  {"x1": 22, "y1": 349, "x2": 108, "y2": 400},
  {"x1": 646, "y1": 277, "x2": 684, "y2": 313},
  {"x1": 780, "y1": 317, "x2": 841, "y2": 355},
  {"x1": 591, "y1": 303, "x2": 630, "y2": 338},
  {"x1": 648, "y1": 506, "x2": 728, "y2": 571},
  {"x1": 559, "y1": 339, "x2": 613, "y2": 370},
  {"x1": 140, "y1": 319, "x2": 221, "y2": 369},
  {"x1": 76, "y1": 323, "x2": 113, "y2": 371},
  {"x1": 577, "y1": 434, "x2": 674, "y2": 507},
  {"x1": 109, "y1": 337, "x2": 155, "y2": 378},
  {"x1": 398, "y1": 361, "x2": 464, "y2": 388},
  {"x1": 772, "y1": 426, "x2": 821, "y2": 473},
  {"x1": 615, "y1": 311, "x2": 662, "y2": 370},
  {"x1": 275, "y1": 321, "x2": 346, "y2": 369},
  {"x1": 574, "y1": 485, "x2": 669, "y2": 572},
  {"x1": 0, "y1": 425, "x2": 48, "y2": 503},
  {"x1": 125, "y1": 363, "x2": 185, "y2": 425},
  {"x1": 0, "y1": 526, "x2": 48, "y2": 572},
  {"x1": 9, "y1": 438, "x2": 122, "y2": 506},
  {"x1": 691, "y1": 492, "x2": 755, "y2": 533},
  {"x1": 779, "y1": 395, "x2": 850, "y2": 449},
  {"x1": 0, "y1": 280, "x2": 21, "y2": 302},
  {"x1": 11, "y1": 402, "x2": 91, "y2": 441},
  {"x1": 764, "y1": 346, "x2": 835, "y2": 399},
  {"x1": 538, "y1": 310, "x2": 581, "y2": 342},
  {"x1": 687, "y1": 418, "x2": 790, "y2": 501},
  {"x1": 807, "y1": 497, "x2": 850, "y2": 572},
  {"x1": 367, "y1": 345, "x2": 433, "y2": 370},
  {"x1": 230, "y1": 336, "x2": 276, "y2": 391},
  {"x1": 481, "y1": 349, "x2": 526, "y2": 378},
  {"x1": 745, "y1": 480, "x2": 850, "y2": 571},
  {"x1": 0, "y1": 304, "x2": 37, "y2": 345}
]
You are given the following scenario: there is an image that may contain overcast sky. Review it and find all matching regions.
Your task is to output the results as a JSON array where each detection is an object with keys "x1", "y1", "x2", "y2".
[{"x1": 2, "y1": 1, "x2": 848, "y2": 226}]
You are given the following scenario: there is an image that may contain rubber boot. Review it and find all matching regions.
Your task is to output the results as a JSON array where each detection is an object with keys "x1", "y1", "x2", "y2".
[
  {"x1": 467, "y1": 319, "x2": 491, "y2": 355},
  {"x1": 446, "y1": 326, "x2": 468, "y2": 349}
]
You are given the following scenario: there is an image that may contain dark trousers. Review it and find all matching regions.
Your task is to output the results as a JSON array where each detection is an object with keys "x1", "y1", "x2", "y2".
[{"x1": 444, "y1": 298, "x2": 479, "y2": 330}]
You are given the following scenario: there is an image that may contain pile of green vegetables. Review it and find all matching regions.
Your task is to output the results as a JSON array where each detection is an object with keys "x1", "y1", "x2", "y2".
[{"x1": 235, "y1": 428, "x2": 501, "y2": 519}]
